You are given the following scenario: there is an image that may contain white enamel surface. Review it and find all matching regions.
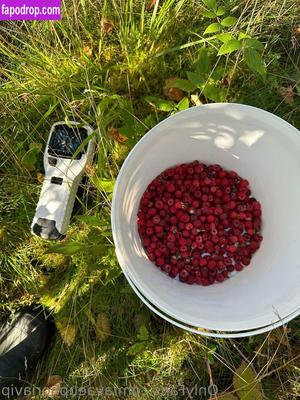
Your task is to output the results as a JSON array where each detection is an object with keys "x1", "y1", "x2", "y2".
[
  {"x1": 112, "y1": 103, "x2": 300, "y2": 332},
  {"x1": 124, "y1": 270, "x2": 300, "y2": 338}
]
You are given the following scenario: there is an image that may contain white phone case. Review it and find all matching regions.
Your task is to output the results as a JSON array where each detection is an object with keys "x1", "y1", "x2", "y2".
[{"x1": 31, "y1": 122, "x2": 95, "y2": 239}]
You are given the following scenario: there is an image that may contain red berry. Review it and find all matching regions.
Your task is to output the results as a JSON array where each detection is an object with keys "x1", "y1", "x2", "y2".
[
  {"x1": 138, "y1": 161, "x2": 262, "y2": 285},
  {"x1": 166, "y1": 183, "x2": 175, "y2": 193}
]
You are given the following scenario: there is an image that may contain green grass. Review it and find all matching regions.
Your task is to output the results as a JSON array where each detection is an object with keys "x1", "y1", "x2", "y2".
[{"x1": 0, "y1": 0, "x2": 300, "y2": 399}]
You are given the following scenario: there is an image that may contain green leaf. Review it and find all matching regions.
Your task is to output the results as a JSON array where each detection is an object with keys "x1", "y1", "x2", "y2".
[
  {"x1": 104, "y1": 267, "x2": 122, "y2": 283},
  {"x1": 94, "y1": 179, "x2": 115, "y2": 193},
  {"x1": 216, "y1": 33, "x2": 233, "y2": 43},
  {"x1": 203, "y1": 0, "x2": 217, "y2": 11},
  {"x1": 46, "y1": 242, "x2": 85, "y2": 255},
  {"x1": 211, "y1": 66, "x2": 225, "y2": 80},
  {"x1": 145, "y1": 96, "x2": 175, "y2": 112},
  {"x1": 124, "y1": 138, "x2": 138, "y2": 148},
  {"x1": 194, "y1": 47, "x2": 212, "y2": 74},
  {"x1": 166, "y1": 78, "x2": 197, "y2": 92},
  {"x1": 127, "y1": 341, "x2": 147, "y2": 356},
  {"x1": 221, "y1": 16, "x2": 237, "y2": 27},
  {"x1": 215, "y1": 393, "x2": 238, "y2": 400},
  {"x1": 296, "y1": 85, "x2": 300, "y2": 95},
  {"x1": 76, "y1": 215, "x2": 107, "y2": 227},
  {"x1": 238, "y1": 32, "x2": 251, "y2": 40},
  {"x1": 137, "y1": 324, "x2": 149, "y2": 341},
  {"x1": 186, "y1": 71, "x2": 204, "y2": 87},
  {"x1": 243, "y1": 38, "x2": 264, "y2": 51},
  {"x1": 202, "y1": 84, "x2": 226, "y2": 102},
  {"x1": 216, "y1": 6, "x2": 226, "y2": 16},
  {"x1": 118, "y1": 125, "x2": 135, "y2": 137},
  {"x1": 89, "y1": 245, "x2": 108, "y2": 257},
  {"x1": 142, "y1": 114, "x2": 156, "y2": 129},
  {"x1": 233, "y1": 361, "x2": 264, "y2": 400},
  {"x1": 204, "y1": 22, "x2": 221, "y2": 35},
  {"x1": 203, "y1": 10, "x2": 216, "y2": 18},
  {"x1": 218, "y1": 39, "x2": 242, "y2": 55},
  {"x1": 21, "y1": 142, "x2": 42, "y2": 170},
  {"x1": 177, "y1": 97, "x2": 189, "y2": 111},
  {"x1": 243, "y1": 48, "x2": 266, "y2": 76}
]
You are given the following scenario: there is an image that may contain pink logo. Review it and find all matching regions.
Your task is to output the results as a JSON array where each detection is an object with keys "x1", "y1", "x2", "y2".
[{"x1": 0, "y1": 0, "x2": 61, "y2": 20}]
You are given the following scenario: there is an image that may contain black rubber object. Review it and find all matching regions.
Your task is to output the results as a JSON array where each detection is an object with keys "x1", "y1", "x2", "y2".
[
  {"x1": 32, "y1": 218, "x2": 64, "y2": 240},
  {"x1": 0, "y1": 308, "x2": 55, "y2": 399}
]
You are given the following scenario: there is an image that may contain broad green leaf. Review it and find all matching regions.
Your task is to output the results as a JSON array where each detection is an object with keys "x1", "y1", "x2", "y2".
[
  {"x1": 218, "y1": 39, "x2": 242, "y2": 55},
  {"x1": 76, "y1": 215, "x2": 107, "y2": 227},
  {"x1": 89, "y1": 245, "x2": 108, "y2": 257},
  {"x1": 118, "y1": 125, "x2": 136, "y2": 137},
  {"x1": 204, "y1": 22, "x2": 221, "y2": 35},
  {"x1": 142, "y1": 114, "x2": 156, "y2": 129},
  {"x1": 145, "y1": 96, "x2": 175, "y2": 112},
  {"x1": 243, "y1": 38, "x2": 264, "y2": 51},
  {"x1": 46, "y1": 242, "x2": 85, "y2": 255},
  {"x1": 177, "y1": 97, "x2": 189, "y2": 111},
  {"x1": 216, "y1": 6, "x2": 226, "y2": 16},
  {"x1": 203, "y1": 10, "x2": 216, "y2": 18},
  {"x1": 203, "y1": 0, "x2": 217, "y2": 11},
  {"x1": 238, "y1": 32, "x2": 251, "y2": 40},
  {"x1": 244, "y1": 48, "x2": 266, "y2": 76},
  {"x1": 137, "y1": 324, "x2": 149, "y2": 341},
  {"x1": 216, "y1": 33, "x2": 233, "y2": 43},
  {"x1": 194, "y1": 47, "x2": 212, "y2": 74},
  {"x1": 104, "y1": 267, "x2": 122, "y2": 283},
  {"x1": 124, "y1": 138, "x2": 138, "y2": 148},
  {"x1": 21, "y1": 142, "x2": 42, "y2": 170},
  {"x1": 127, "y1": 341, "x2": 147, "y2": 356},
  {"x1": 221, "y1": 16, "x2": 237, "y2": 27},
  {"x1": 100, "y1": 231, "x2": 113, "y2": 237},
  {"x1": 187, "y1": 71, "x2": 204, "y2": 87},
  {"x1": 296, "y1": 85, "x2": 300, "y2": 95},
  {"x1": 202, "y1": 84, "x2": 226, "y2": 102},
  {"x1": 233, "y1": 361, "x2": 264, "y2": 400},
  {"x1": 95, "y1": 179, "x2": 115, "y2": 193},
  {"x1": 211, "y1": 66, "x2": 225, "y2": 80},
  {"x1": 166, "y1": 78, "x2": 197, "y2": 92}
]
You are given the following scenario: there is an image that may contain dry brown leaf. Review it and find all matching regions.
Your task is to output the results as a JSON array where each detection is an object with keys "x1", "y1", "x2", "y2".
[
  {"x1": 277, "y1": 85, "x2": 294, "y2": 105},
  {"x1": 85, "y1": 163, "x2": 96, "y2": 175},
  {"x1": 82, "y1": 43, "x2": 93, "y2": 57},
  {"x1": 43, "y1": 375, "x2": 62, "y2": 398},
  {"x1": 95, "y1": 313, "x2": 111, "y2": 342},
  {"x1": 222, "y1": 75, "x2": 231, "y2": 87},
  {"x1": 163, "y1": 78, "x2": 184, "y2": 101},
  {"x1": 292, "y1": 26, "x2": 300, "y2": 37},
  {"x1": 109, "y1": 127, "x2": 128, "y2": 144},
  {"x1": 57, "y1": 321, "x2": 76, "y2": 347},
  {"x1": 101, "y1": 18, "x2": 114, "y2": 34},
  {"x1": 196, "y1": 327, "x2": 211, "y2": 333},
  {"x1": 147, "y1": 0, "x2": 159, "y2": 11},
  {"x1": 269, "y1": 327, "x2": 291, "y2": 347},
  {"x1": 37, "y1": 172, "x2": 44, "y2": 184}
]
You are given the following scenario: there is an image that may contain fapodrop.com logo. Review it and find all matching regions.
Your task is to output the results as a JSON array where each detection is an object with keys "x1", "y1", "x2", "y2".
[{"x1": 0, "y1": 0, "x2": 61, "y2": 20}]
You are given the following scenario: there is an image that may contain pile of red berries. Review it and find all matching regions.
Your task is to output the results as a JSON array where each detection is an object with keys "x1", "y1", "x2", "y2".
[{"x1": 137, "y1": 161, "x2": 263, "y2": 286}]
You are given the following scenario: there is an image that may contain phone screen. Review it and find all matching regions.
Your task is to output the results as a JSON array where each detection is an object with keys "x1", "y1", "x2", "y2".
[{"x1": 48, "y1": 125, "x2": 88, "y2": 159}]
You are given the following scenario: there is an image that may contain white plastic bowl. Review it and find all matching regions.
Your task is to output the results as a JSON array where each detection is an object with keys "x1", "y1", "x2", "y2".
[{"x1": 112, "y1": 103, "x2": 300, "y2": 335}]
